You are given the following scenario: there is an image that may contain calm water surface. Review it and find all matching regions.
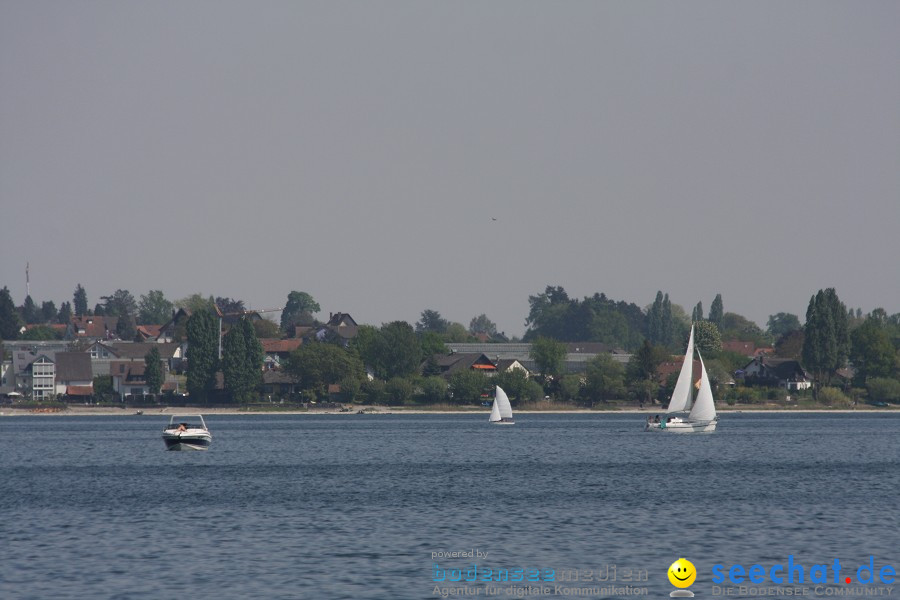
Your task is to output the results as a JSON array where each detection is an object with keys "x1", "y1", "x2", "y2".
[{"x1": 1, "y1": 413, "x2": 898, "y2": 599}]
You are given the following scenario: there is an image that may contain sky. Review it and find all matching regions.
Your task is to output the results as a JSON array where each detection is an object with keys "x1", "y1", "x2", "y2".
[{"x1": 2, "y1": 1, "x2": 899, "y2": 338}]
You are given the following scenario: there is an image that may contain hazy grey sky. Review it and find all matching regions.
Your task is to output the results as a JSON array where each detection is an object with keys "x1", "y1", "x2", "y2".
[{"x1": 2, "y1": 1, "x2": 898, "y2": 337}]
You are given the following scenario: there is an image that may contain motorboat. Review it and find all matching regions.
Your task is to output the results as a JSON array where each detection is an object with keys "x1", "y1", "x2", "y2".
[{"x1": 162, "y1": 414, "x2": 212, "y2": 450}]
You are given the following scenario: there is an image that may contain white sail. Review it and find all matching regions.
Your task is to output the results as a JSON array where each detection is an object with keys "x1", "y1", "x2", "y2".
[
  {"x1": 495, "y1": 386, "x2": 514, "y2": 420},
  {"x1": 688, "y1": 353, "x2": 716, "y2": 422},
  {"x1": 666, "y1": 326, "x2": 695, "y2": 413},
  {"x1": 489, "y1": 398, "x2": 501, "y2": 422}
]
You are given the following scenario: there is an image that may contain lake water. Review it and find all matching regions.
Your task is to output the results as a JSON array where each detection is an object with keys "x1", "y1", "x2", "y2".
[{"x1": 1, "y1": 413, "x2": 898, "y2": 599}]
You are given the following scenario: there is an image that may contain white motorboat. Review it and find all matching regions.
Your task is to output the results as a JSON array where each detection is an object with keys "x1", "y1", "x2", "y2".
[
  {"x1": 488, "y1": 386, "x2": 515, "y2": 425},
  {"x1": 162, "y1": 414, "x2": 212, "y2": 450},
  {"x1": 646, "y1": 325, "x2": 718, "y2": 433}
]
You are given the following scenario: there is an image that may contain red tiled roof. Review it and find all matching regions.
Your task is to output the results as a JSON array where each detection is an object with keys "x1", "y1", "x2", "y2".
[{"x1": 260, "y1": 339, "x2": 303, "y2": 353}]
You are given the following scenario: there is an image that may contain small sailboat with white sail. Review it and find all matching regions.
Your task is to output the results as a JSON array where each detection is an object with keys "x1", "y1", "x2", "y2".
[
  {"x1": 489, "y1": 386, "x2": 515, "y2": 425},
  {"x1": 646, "y1": 325, "x2": 718, "y2": 433}
]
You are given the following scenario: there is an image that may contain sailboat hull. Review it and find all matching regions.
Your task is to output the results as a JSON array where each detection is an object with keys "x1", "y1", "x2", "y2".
[
  {"x1": 490, "y1": 419, "x2": 515, "y2": 425},
  {"x1": 645, "y1": 419, "x2": 717, "y2": 433}
]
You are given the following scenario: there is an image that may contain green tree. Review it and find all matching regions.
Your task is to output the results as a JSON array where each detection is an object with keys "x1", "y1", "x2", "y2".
[
  {"x1": 175, "y1": 293, "x2": 215, "y2": 313},
  {"x1": 138, "y1": 290, "x2": 174, "y2": 325},
  {"x1": 0, "y1": 287, "x2": 23, "y2": 339},
  {"x1": 469, "y1": 314, "x2": 498, "y2": 337},
  {"x1": 144, "y1": 347, "x2": 163, "y2": 395},
  {"x1": 558, "y1": 374, "x2": 583, "y2": 402},
  {"x1": 448, "y1": 369, "x2": 488, "y2": 404},
  {"x1": 692, "y1": 301, "x2": 704, "y2": 323},
  {"x1": 57, "y1": 301, "x2": 73, "y2": 324},
  {"x1": 21, "y1": 295, "x2": 39, "y2": 324},
  {"x1": 584, "y1": 353, "x2": 626, "y2": 404},
  {"x1": 709, "y1": 294, "x2": 724, "y2": 328},
  {"x1": 374, "y1": 321, "x2": 421, "y2": 379},
  {"x1": 443, "y1": 322, "x2": 472, "y2": 343},
  {"x1": 416, "y1": 309, "x2": 448, "y2": 334},
  {"x1": 421, "y1": 376, "x2": 449, "y2": 403},
  {"x1": 20, "y1": 325, "x2": 59, "y2": 340},
  {"x1": 529, "y1": 337, "x2": 567, "y2": 380},
  {"x1": 767, "y1": 312, "x2": 802, "y2": 340},
  {"x1": 420, "y1": 331, "x2": 449, "y2": 359},
  {"x1": 92, "y1": 375, "x2": 114, "y2": 401},
  {"x1": 866, "y1": 378, "x2": 900, "y2": 403},
  {"x1": 626, "y1": 340, "x2": 670, "y2": 405},
  {"x1": 285, "y1": 342, "x2": 363, "y2": 397},
  {"x1": 386, "y1": 377, "x2": 415, "y2": 405},
  {"x1": 40, "y1": 301, "x2": 57, "y2": 323},
  {"x1": 694, "y1": 320, "x2": 722, "y2": 355},
  {"x1": 186, "y1": 309, "x2": 219, "y2": 403},
  {"x1": 252, "y1": 318, "x2": 281, "y2": 339},
  {"x1": 802, "y1": 288, "x2": 850, "y2": 397},
  {"x1": 222, "y1": 318, "x2": 263, "y2": 403},
  {"x1": 73, "y1": 284, "x2": 88, "y2": 316},
  {"x1": 849, "y1": 318, "x2": 897, "y2": 384},
  {"x1": 494, "y1": 369, "x2": 531, "y2": 404},
  {"x1": 280, "y1": 291, "x2": 320, "y2": 332},
  {"x1": 102, "y1": 289, "x2": 138, "y2": 339}
]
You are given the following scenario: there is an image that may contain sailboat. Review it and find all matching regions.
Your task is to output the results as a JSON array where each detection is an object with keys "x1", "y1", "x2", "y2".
[
  {"x1": 646, "y1": 325, "x2": 718, "y2": 433},
  {"x1": 489, "y1": 385, "x2": 515, "y2": 425}
]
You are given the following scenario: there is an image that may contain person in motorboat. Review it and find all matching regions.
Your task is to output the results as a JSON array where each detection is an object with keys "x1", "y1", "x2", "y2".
[{"x1": 177, "y1": 423, "x2": 187, "y2": 432}]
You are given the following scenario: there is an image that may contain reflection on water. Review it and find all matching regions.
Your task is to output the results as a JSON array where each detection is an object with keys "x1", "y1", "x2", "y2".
[{"x1": 1, "y1": 413, "x2": 898, "y2": 599}]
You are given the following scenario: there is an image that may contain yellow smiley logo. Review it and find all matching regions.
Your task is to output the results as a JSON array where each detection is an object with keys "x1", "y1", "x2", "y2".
[{"x1": 668, "y1": 558, "x2": 697, "y2": 588}]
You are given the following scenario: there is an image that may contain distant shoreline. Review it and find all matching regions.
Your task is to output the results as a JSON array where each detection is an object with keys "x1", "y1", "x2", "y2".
[{"x1": 1, "y1": 405, "x2": 896, "y2": 417}]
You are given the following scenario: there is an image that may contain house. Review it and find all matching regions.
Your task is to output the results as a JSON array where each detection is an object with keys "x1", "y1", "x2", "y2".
[
  {"x1": 738, "y1": 357, "x2": 811, "y2": 390},
  {"x1": 262, "y1": 369, "x2": 301, "y2": 398},
  {"x1": 259, "y1": 338, "x2": 303, "y2": 370},
  {"x1": 22, "y1": 354, "x2": 56, "y2": 400},
  {"x1": 66, "y1": 316, "x2": 119, "y2": 341},
  {"x1": 494, "y1": 359, "x2": 530, "y2": 376},
  {"x1": 157, "y1": 308, "x2": 192, "y2": 343},
  {"x1": 86, "y1": 341, "x2": 182, "y2": 375},
  {"x1": 430, "y1": 352, "x2": 498, "y2": 378},
  {"x1": 54, "y1": 352, "x2": 93, "y2": 397},
  {"x1": 312, "y1": 312, "x2": 359, "y2": 347},
  {"x1": 109, "y1": 361, "x2": 150, "y2": 398},
  {"x1": 135, "y1": 325, "x2": 162, "y2": 342}
]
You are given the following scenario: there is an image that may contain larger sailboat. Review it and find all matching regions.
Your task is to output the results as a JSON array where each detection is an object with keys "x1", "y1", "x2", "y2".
[{"x1": 646, "y1": 325, "x2": 718, "y2": 433}]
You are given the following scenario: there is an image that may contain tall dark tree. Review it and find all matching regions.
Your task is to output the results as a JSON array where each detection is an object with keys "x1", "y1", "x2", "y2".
[
  {"x1": 57, "y1": 301, "x2": 73, "y2": 324},
  {"x1": 144, "y1": 347, "x2": 163, "y2": 395},
  {"x1": 186, "y1": 309, "x2": 219, "y2": 403},
  {"x1": 692, "y1": 301, "x2": 704, "y2": 323},
  {"x1": 224, "y1": 318, "x2": 263, "y2": 403},
  {"x1": 416, "y1": 309, "x2": 449, "y2": 334},
  {"x1": 101, "y1": 289, "x2": 138, "y2": 319},
  {"x1": 802, "y1": 288, "x2": 850, "y2": 397},
  {"x1": 708, "y1": 294, "x2": 724, "y2": 328},
  {"x1": 21, "y1": 295, "x2": 39, "y2": 324},
  {"x1": 0, "y1": 287, "x2": 23, "y2": 339},
  {"x1": 40, "y1": 300, "x2": 57, "y2": 323},
  {"x1": 647, "y1": 291, "x2": 665, "y2": 345},
  {"x1": 73, "y1": 284, "x2": 88, "y2": 316},
  {"x1": 626, "y1": 340, "x2": 669, "y2": 405},
  {"x1": 280, "y1": 291, "x2": 320, "y2": 332},
  {"x1": 662, "y1": 293, "x2": 675, "y2": 347},
  {"x1": 138, "y1": 290, "x2": 174, "y2": 325}
]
